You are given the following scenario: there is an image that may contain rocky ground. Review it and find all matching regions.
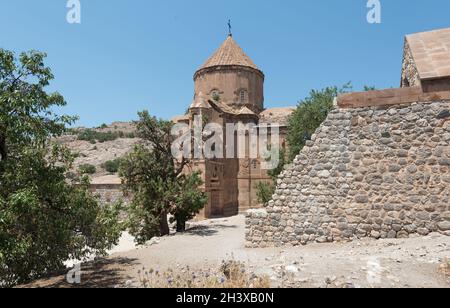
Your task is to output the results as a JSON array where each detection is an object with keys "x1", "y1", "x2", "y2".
[{"x1": 25, "y1": 215, "x2": 449, "y2": 288}]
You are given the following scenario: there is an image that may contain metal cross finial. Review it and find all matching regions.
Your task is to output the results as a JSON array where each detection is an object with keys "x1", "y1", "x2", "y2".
[{"x1": 228, "y1": 19, "x2": 232, "y2": 36}]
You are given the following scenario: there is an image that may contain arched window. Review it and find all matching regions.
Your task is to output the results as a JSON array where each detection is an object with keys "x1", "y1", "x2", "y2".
[
  {"x1": 210, "y1": 89, "x2": 221, "y2": 101},
  {"x1": 240, "y1": 90, "x2": 248, "y2": 104}
]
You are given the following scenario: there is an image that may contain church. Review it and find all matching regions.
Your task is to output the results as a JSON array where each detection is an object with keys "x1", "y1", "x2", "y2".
[{"x1": 172, "y1": 33, "x2": 295, "y2": 219}]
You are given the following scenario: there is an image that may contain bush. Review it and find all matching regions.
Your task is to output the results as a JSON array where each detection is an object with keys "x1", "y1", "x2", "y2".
[
  {"x1": 77, "y1": 129, "x2": 135, "y2": 143},
  {"x1": 78, "y1": 164, "x2": 96, "y2": 175},
  {"x1": 103, "y1": 159, "x2": 122, "y2": 174},
  {"x1": 255, "y1": 181, "x2": 275, "y2": 205}
]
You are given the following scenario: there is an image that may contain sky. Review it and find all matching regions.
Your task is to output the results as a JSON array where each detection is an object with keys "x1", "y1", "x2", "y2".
[{"x1": 0, "y1": 0, "x2": 449, "y2": 127}]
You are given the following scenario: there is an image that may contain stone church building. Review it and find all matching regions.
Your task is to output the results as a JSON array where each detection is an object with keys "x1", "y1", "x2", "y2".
[{"x1": 172, "y1": 34, "x2": 294, "y2": 219}]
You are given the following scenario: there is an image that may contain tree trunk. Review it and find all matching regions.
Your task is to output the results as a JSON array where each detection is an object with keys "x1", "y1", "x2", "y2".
[
  {"x1": 159, "y1": 211, "x2": 170, "y2": 236},
  {"x1": 0, "y1": 133, "x2": 6, "y2": 162},
  {"x1": 176, "y1": 219, "x2": 186, "y2": 233}
]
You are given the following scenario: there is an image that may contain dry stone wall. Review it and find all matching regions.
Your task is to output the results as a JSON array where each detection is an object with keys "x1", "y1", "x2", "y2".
[
  {"x1": 90, "y1": 184, "x2": 131, "y2": 205},
  {"x1": 401, "y1": 41, "x2": 421, "y2": 88},
  {"x1": 246, "y1": 100, "x2": 450, "y2": 247}
]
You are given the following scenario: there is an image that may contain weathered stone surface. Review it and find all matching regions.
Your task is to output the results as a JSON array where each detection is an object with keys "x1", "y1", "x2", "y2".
[
  {"x1": 246, "y1": 101, "x2": 450, "y2": 247},
  {"x1": 437, "y1": 221, "x2": 450, "y2": 231}
]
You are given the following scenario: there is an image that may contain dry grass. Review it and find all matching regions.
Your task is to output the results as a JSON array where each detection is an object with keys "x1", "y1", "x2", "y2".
[
  {"x1": 137, "y1": 260, "x2": 270, "y2": 288},
  {"x1": 439, "y1": 258, "x2": 450, "y2": 277}
]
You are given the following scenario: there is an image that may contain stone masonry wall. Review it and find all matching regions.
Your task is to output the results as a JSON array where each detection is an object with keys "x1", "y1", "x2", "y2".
[
  {"x1": 246, "y1": 100, "x2": 450, "y2": 247},
  {"x1": 90, "y1": 184, "x2": 131, "y2": 205},
  {"x1": 401, "y1": 41, "x2": 420, "y2": 88}
]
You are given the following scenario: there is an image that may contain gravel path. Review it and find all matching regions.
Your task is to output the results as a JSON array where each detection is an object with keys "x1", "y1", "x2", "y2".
[{"x1": 27, "y1": 215, "x2": 449, "y2": 288}]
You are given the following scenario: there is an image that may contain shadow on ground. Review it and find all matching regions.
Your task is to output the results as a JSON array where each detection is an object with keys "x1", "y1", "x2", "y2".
[
  {"x1": 186, "y1": 224, "x2": 238, "y2": 237},
  {"x1": 21, "y1": 257, "x2": 138, "y2": 288}
]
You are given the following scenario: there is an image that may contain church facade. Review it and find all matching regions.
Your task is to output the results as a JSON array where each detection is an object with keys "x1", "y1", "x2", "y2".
[{"x1": 173, "y1": 34, "x2": 294, "y2": 219}]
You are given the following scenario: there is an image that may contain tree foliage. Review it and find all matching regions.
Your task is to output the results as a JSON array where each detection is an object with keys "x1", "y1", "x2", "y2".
[
  {"x1": 120, "y1": 111, "x2": 207, "y2": 244},
  {"x1": 255, "y1": 148, "x2": 286, "y2": 206},
  {"x1": 0, "y1": 49, "x2": 122, "y2": 286},
  {"x1": 255, "y1": 181, "x2": 275, "y2": 205}
]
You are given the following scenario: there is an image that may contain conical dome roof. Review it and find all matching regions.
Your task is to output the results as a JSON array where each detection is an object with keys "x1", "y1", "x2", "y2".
[{"x1": 197, "y1": 35, "x2": 260, "y2": 72}]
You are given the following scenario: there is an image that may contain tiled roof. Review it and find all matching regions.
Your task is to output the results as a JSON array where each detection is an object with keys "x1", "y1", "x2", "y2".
[
  {"x1": 198, "y1": 35, "x2": 260, "y2": 71},
  {"x1": 259, "y1": 107, "x2": 296, "y2": 126},
  {"x1": 406, "y1": 28, "x2": 450, "y2": 80},
  {"x1": 209, "y1": 99, "x2": 239, "y2": 115},
  {"x1": 238, "y1": 106, "x2": 257, "y2": 116},
  {"x1": 91, "y1": 175, "x2": 122, "y2": 185},
  {"x1": 190, "y1": 92, "x2": 211, "y2": 109},
  {"x1": 172, "y1": 114, "x2": 190, "y2": 123}
]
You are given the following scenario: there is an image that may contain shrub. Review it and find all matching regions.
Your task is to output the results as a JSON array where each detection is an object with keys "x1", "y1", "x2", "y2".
[
  {"x1": 255, "y1": 181, "x2": 275, "y2": 205},
  {"x1": 77, "y1": 129, "x2": 136, "y2": 143},
  {"x1": 103, "y1": 159, "x2": 122, "y2": 174},
  {"x1": 78, "y1": 164, "x2": 96, "y2": 175}
]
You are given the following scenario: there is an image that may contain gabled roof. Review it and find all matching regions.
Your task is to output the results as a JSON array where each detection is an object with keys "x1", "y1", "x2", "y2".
[
  {"x1": 172, "y1": 114, "x2": 190, "y2": 123},
  {"x1": 406, "y1": 27, "x2": 450, "y2": 80},
  {"x1": 238, "y1": 106, "x2": 257, "y2": 116},
  {"x1": 190, "y1": 92, "x2": 211, "y2": 109},
  {"x1": 259, "y1": 107, "x2": 296, "y2": 126},
  {"x1": 197, "y1": 35, "x2": 260, "y2": 72},
  {"x1": 208, "y1": 99, "x2": 238, "y2": 115}
]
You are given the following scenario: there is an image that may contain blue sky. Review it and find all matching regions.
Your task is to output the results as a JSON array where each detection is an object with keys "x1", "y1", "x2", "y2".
[{"x1": 1, "y1": 0, "x2": 449, "y2": 127}]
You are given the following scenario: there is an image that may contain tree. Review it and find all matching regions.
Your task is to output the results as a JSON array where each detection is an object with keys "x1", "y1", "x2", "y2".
[
  {"x1": 286, "y1": 83, "x2": 352, "y2": 162},
  {"x1": 255, "y1": 181, "x2": 275, "y2": 205},
  {"x1": 172, "y1": 172, "x2": 208, "y2": 232},
  {"x1": 0, "y1": 49, "x2": 122, "y2": 286},
  {"x1": 363, "y1": 85, "x2": 376, "y2": 91},
  {"x1": 120, "y1": 111, "x2": 207, "y2": 244},
  {"x1": 255, "y1": 148, "x2": 286, "y2": 205}
]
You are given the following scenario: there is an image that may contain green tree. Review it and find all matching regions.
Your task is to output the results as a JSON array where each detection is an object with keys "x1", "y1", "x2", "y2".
[
  {"x1": 120, "y1": 111, "x2": 207, "y2": 244},
  {"x1": 0, "y1": 49, "x2": 122, "y2": 286},
  {"x1": 363, "y1": 85, "x2": 376, "y2": 91},
  {"x1": 255, "y1": 181, "x2": 275, "y2": 205},
  {"x1": 172, "y1": 171, "x2": 208, "y2": 232},
  {"x1": 286, "y1": 83, "x2": 352, "y2": 162},
  {"x1": 255, "y1": 148, "x2": 286, "y2": 205}
]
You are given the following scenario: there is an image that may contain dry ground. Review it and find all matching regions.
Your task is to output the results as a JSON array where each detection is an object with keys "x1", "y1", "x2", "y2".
[{"x1": 25, "y1": 215, "x2": 449, "y2": 288}]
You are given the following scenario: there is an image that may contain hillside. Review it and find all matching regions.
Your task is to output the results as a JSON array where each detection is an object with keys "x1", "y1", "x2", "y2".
[{"x1": 56, "y1": 122, "x2": 140, "y2": 179}]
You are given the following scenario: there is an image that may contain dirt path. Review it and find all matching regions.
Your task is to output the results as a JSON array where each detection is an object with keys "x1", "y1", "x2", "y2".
[{"x1": 27, "y1": 215, "x2": 449, "y2": 288}]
